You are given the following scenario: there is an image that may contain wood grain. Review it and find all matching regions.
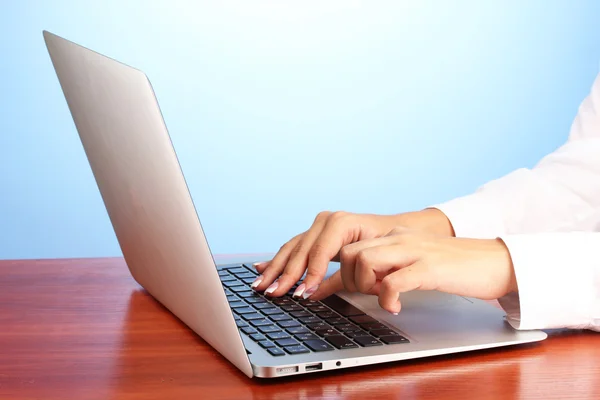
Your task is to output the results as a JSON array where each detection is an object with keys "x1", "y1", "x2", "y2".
[{"x1": 0, "y1": 257, "x2": 598, "y2": 400}]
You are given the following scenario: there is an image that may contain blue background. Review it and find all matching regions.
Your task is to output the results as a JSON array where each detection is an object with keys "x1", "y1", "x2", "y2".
[{"x1": 1, "y1": 1, "x2": 600, "y2": 260}]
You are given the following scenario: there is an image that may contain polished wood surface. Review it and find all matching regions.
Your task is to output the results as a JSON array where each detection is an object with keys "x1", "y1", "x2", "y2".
[{"x1": 0, "y1": 257, "x2": 597, "y2": 400}]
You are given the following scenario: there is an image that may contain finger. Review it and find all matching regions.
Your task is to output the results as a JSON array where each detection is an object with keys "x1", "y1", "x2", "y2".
[
  {"x1": 253, "y1": 233, "x2": 303, "y2": 291},
  {"x1": 310, "y1": 269, "x2": 382, "y2": 301},
  {"x1": 378, "y1": 261, "x2": 436, "y2": 314},
  {"x1": 339, "y1": 236, "x2": 406, "y2": 293},
  {"x1": 252, "y1": 261, "x2": 269, "y2": 274},
  {"x1": 309, "y1": 270, "x2": 344, "y2": 301},
  {"x1": 267, "y1": 212, "x2": 331, "y2": 297},
  {"x1": 354, "y1": 243, "x2": 418, "y2": 294},
  {"x1": 301, "y1": 212, "x2": 361, "y2": 298}
]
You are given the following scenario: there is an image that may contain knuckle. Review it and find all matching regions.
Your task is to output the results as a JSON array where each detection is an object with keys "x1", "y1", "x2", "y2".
[
  {"x1": 329, "y1": 211, "x2": 349, "y2": 221},
  {"x1": 315, "y1": 211, "x2": 332, "y2": 222},
  {"x1": 355, "y1": 250, "x2": 370, "y2": 268},
  {"x1": 309, "y1": 242, "x2": 327, "y2": 260},
  {"x1": 380, "y1": 276, "x2": 396, "y2": 293},
  {"x1": 289, "y1": 243, "x2": 306, "y2": 257},
  {"x1": 339, "y1": 246, "x2": 352, "y2": 265},
  {"x1": 389, "y1": 226, "x2": 408, "y2": 236}
]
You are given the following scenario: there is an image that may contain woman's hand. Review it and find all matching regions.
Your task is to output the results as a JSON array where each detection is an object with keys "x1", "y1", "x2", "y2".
[
  {"x1": 251, "y1": 208, "x2": 455, "y2": 298},
  {"x1": 310, "y1": 227, "x2": 518, "y2": 314}
]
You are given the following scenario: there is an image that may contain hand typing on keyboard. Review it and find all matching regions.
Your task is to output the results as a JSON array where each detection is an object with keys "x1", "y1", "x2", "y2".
[
  {"x1": 250, "y1": 211, "x2": 518, "y2": 315},
  {"x1": 250, "y1": 209, "x2": 454, "y2": 299}
]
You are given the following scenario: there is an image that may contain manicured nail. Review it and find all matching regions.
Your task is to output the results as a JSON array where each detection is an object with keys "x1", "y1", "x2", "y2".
[
  {"x1": 391, "y1": 312, "x2": 399, "y2": 315},
  {"x1": 253, "y1": 262, "x2": 265, "y2": 269},
  {"x1": 251, "y1": 275, "x2": 263, "y2": 289},
  {"x1": 302, "y1": 285, "x2": 318, "y2": 299},
  {"x1": 293, "y1": 283, "x2": 306, "y2": 298},
  {"x1": 265, "y1": 281, "x2": 279, "y2": 295}
]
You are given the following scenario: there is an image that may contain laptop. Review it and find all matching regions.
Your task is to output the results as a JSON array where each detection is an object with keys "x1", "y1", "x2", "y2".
[{"x1": 42, "y1": 31, "x2": 547, "y2": 378}]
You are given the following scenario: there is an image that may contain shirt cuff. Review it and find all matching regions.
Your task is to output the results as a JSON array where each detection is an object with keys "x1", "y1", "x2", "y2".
[
  {"x1": 497, "y1": 233, "x2": 598, "y2": 331},
  {"x1": 430, "y1": 192, "x2": 506, "y2": 239}
]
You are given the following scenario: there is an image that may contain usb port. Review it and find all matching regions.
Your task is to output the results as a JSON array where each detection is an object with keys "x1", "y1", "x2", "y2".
[{"x1": 305, "y1": 363, "x2": 323, "y2": 372}]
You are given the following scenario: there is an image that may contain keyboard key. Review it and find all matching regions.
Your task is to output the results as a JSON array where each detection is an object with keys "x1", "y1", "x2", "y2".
[
  {"x1": 307, "y1": 305, "x2": 329, "y2": 313},
  {"x1": 259, "y1": 340, "x2": 276, "y2": 348},
  {"x1": 275, "y1": 338, "x2": 300, "y2": 347},
  {"x1": 298, "y1": 316, "x2": 321, "y2": 325},
  {"x1": 289, "y1": 311, "x2": 311, "y2": 318},
  {"x1": 298, "y1": 299, "x2": 319, "y2": 307},
  {"x1": 371, "y1": 329, "x2": 401, "y2": 338},
  {"x1": 270, "y1": 313, "x2": 292, "y2": 322},
  {"x1": 272, "y1": 298, "x2": 293, "y2": 305},
  {"x1": 241, "y1": 327, "x2": 257, "y2": 335},
  {"x1": 253, "y1": 302, "x2": 273, "y2": 309},
  {"x1": 361, "y1": 322, "x2": 389, "y2": 331},
  {"x1": 317, "y1": 312, "x2": 339, "y2": 320},
  {"x1": 304, "y1": 339, "x2": 335, "y2": 352},
  {"x1": 245, "y1": 297, "x2": 267, "y2": 304},
  {"x1": 242, "y1": 313, "x2": 264, "y2": 321},
  {"x1": 284, "y1": 345, "x2": 310, "y2": 355},
  {"x1": 218, "y1": 270, "x2": 230, "y2": 277},
  {"x1": 236, "y1": 272, "x2": 256, "y2": 280},
  {"x1": 267, "y1": 331, "x2": 290, "y2": 340},
  {"x1": 321, "y1": 296, "x2": 365, "y2": 317},
  {"x1": 354, "y1": 336, "x2": 383, "y2": 347},
  {"x1": 250, "y1": 333, "x2": 266, "y2": 341},
  {"x1": 227, "y1": 267, "x2": 248, "y2": 275},
  {"x1": 223, "y1": 279, "x2": 243, "y2": 287},
  {"x1": 227, "y1": 295, "x2": 239, "y2": 303},
  {"x1": 236, "y1": 320, "x2": 248, "y2": 328},
  {"x1": 233, "y1": 307, "x2": 255, "y2": 315},
  {"x1": 326, "y1": 335, "x2": 359, "y2": 349},
  {"x1": 241, "y1": 266, "x2": 258, "y2": 275},
  {"x1": 237, "y1": 291, "x2": 257, "y2": 298},
  {"x1": 379, "y1": 335, "x2": 409, "y2": 344},
  {"x1": 220, "y1": 275, "x2": 236, "y2": 282},
  {"x1": 315, "y1": 328, "x2": 340, "y2": 337},
  {"x1": 295, "y1": 332, "x2": 319, "y2": 341},
  {"x1": 344, "y1": 330, "x2": 371, "y2": 338},
  {"x1": 281, "y1": 304, "x2": 303, "y2": 312},
  {"x1": 268, "y1": 347, "x2": 286, "y2": 356},
  {"x1": 349, "y1": 315, "x2": 378, "y2": 325},
  {"x1": 287, "y1": 326, "x2": 309, "y2": 335},
  {"x1": 229, "y1": 301, "x2": 246, "y2": 309},
  {"x1": 258, "y1": 325, "x2": 281, "y2": 334},
  {"x1": 229, "y1": 285, "x2": 249, "y2": 293},
  {"x1": 250, "y1": 318, "x2": 272, "y2": 327},
  {"x1": 336, "y1": 323, "x2": 360, "y2": 333},
  {"x1": 307, "y1": 322, "x2": 332, "y2": 331},
  {"x1": 241, "y1": 277, "x2": 257, "y2": 284},
  {"x1": 262, "y1": 308, "x2": 283, "y2": 315},
  {"x1": 278, "y1": 320, "x2": 301, "y2": 328}
]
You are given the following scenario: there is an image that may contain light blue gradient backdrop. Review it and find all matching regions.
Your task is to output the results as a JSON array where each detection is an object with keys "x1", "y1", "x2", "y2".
[{"x1": 1, "y1": 1, "x2": 599, "y2": 259}]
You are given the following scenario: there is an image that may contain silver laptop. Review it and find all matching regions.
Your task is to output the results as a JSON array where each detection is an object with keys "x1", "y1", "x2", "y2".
[{"x1": 43, "y1": 31, "x2": 547, "y2": 378}]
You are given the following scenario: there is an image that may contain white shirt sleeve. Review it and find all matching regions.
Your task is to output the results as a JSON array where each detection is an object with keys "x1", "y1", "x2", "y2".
[{"x1": 432, "y1": 70, "x2": 600, "y2": 332}]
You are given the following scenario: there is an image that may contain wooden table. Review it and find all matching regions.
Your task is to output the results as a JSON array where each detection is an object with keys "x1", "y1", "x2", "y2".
[{"x1": 0, "y1": 257, "x2": 598, "y2": 400}]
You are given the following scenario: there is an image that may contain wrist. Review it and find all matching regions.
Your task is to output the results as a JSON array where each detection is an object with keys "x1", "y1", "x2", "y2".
[
  {"x1": 395, "y1": 208, "x2": 456, "y2": 237},
  {"x1": 494, "y1": 238, "x2": 518, "y2": 294}
]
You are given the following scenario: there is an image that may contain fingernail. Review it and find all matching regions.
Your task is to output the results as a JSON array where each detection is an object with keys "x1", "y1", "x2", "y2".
[
  {"x1": 293, "y1": 283, "x2": 306, "y2": 298},
  {"x1": 253, "y1": 262, "x2": 265, "y2": 269},
  {"x1": 251, "y1": 275, "x2": 263, "y2": 289},
  {"x1": 302, "y1": 285, "x2": 318, "y2": 299},
  {"x1": 391, "y1": 312, "x2": 399, "y2": 316},
  {"x1": 265, "y1": 281, "x2": 279, "y2": 295}
]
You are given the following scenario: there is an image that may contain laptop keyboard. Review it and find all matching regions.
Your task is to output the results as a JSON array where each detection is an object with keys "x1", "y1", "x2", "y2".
[{"x1": 219, "y1": 263, "x2": 409, "y2": 357}]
